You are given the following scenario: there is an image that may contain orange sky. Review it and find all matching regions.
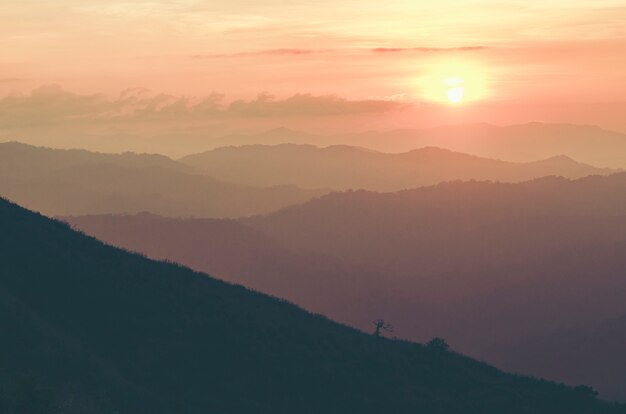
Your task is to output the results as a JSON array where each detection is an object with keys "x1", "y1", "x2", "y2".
[{"x1": 1, "y1": 0, "x2": 626, "y2": 142}]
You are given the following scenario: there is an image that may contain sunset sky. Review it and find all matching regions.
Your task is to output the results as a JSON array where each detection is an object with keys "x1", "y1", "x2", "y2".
[{"x1": 1, "y1": 0, "x2": 626, "y2": 150}]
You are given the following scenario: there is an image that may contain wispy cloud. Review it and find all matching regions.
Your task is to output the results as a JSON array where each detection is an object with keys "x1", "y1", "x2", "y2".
[
  {"x1": 372, "y1": 46, "x2": 488, "y2": 53},
  {"x1": 192, "y1": 48, "x2": 322, "y2": 59},
  {"x1": 191, "y1": 46, "x2": 487, "y2": 59},
  {"x1": 246, "y1": 49, "x2": 317, "y2": 56},
  {"x1": 0, "y1": 78, "x2": 24, "y2": 83}
]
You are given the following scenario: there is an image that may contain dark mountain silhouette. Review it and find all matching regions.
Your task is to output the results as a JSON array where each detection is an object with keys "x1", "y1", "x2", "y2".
[
  {"x1": 199, "y1": 123, "x2": 626, "y2": 168},
  {"x1": 3, "y1": 198, "x2": 623, "y2": 413},
  {"x1": 180, "y1": 143, "x2": 612, "y2": 191},
  {"x1": 66, "y1": 173, "x2": 626, "y2": 400},
  {"x1": 0, "y1": 142, "x2": 326, "y2": 217}
]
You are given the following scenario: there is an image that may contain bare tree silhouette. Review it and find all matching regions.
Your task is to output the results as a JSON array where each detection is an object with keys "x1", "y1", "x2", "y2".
[{"x1": 372, "y1": 319, "x2": 393, "y2": 337}]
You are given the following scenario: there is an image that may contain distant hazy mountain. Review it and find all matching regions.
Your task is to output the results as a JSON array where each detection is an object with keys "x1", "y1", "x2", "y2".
[
  {"x1": 488, "y1": 311, "x2": 626, "y2": 405},
  {"x1": 180, "y1": 143, "x2": 612, "y2": 191},
  {"x1": 339, "y1": 123, "x2": 626, "y2": 169},
  {"x1": 67, "y1": 173, "x2": 626, "y2": 400},
  {"x1": 62, "y1": 212, "x2": 388, "y2": 320},
  {"x1": 199, "y1": 123, "x2": 626, "y2": 168},
  {"x1": 0, "y1": 141, "x2": 192, "y2": 175},
  {"x1": 246, "y1": 174, "x2": 626, "y2": 295},
  {"x1": 0, "y1": 142, "x2": 326, "y2": 217},
  {"x1": 6, "y1": 198, "x2": 621, "y2": 413}
]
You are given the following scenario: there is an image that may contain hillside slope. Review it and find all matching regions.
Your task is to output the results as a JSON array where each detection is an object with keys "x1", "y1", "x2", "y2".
[{"x1": 1, "y1": 197, "x2": 624, "y2": 413}]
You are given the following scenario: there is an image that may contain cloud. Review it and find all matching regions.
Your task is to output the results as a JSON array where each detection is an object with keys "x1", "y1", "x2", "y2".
[
  {"x1": 192, "y1": 49, "x2": 320, "y2": 59},
  {"x1": 191, "y1": 46, "x2": 485, "y2": 59},
  {"x1": 0, "y1": 85, "x2": 112, "y2": 128},
  {"x1": 226, "y1": 93, "x2": 409, "y2": 117},
  {"x1": 0, "y1": 78, "x2": 24, "y2": 83},
  {"x1": 0, "y1": 85, "x2": 409, "y2": 129},
  {"x1": 372, "y1": 46, "x2": 488, "y2": 53},
  {"x1": 250, "y1": 49, "x2": 316, "y2": 56}
]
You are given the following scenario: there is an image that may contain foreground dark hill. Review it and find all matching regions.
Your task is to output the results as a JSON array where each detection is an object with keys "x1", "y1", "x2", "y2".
[
  {"x1": 0, "y1": 142, "x2": 325, "y2": 217},
  {"x1": 180, "y1": 144, "x2": 612, "y2": 191},
  {"x1": 66, "y1": 173, "x2": 626, "y2": 400},
  {"x1": 2, "y1": 199, "x2": 621, "y2": 413}
]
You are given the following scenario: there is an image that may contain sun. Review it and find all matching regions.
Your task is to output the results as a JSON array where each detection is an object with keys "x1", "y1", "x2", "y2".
[
  {"x1": 415, "y1": 61, "x2": 489, "y2": 104},
  {"x1": 447, "y1": 87, "x2": 464, "y2": 103},
  {"x1": 444, "y1": 77, "x2": 465, "y2": 104}
]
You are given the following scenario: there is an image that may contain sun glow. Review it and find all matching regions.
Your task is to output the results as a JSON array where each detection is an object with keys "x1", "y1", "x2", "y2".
[{"x1": 416, "y1": 61, "x2": 489, "y2": 104}]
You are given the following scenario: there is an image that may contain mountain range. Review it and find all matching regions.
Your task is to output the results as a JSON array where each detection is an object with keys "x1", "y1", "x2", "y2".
[
  {"x1": 65, "y1": 173, "x2": 626, "y2": 401},
  {"x1": 0, "y1": 142, "x2": 325, "y2": 218},
  {"x1": 4, "y1": 139, "x2": 615, "y2": 218},
  {"x1": 180, "y1": 143, "x2": 612, "y2": 191},
  {"x1": 186, "y1": 123, "x2": 626, "y2": 168}
]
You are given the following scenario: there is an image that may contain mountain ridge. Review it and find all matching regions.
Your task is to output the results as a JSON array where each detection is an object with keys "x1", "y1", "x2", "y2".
[
  {"x1": 174, "y1": 123, "x2": 626, "y2": 168},
  {"x1": 180, "y1": 143, "x2": 613, "y2": 192},
  {"x1": 0, "y1": 142, "x2": 327, "y2": 218}
]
